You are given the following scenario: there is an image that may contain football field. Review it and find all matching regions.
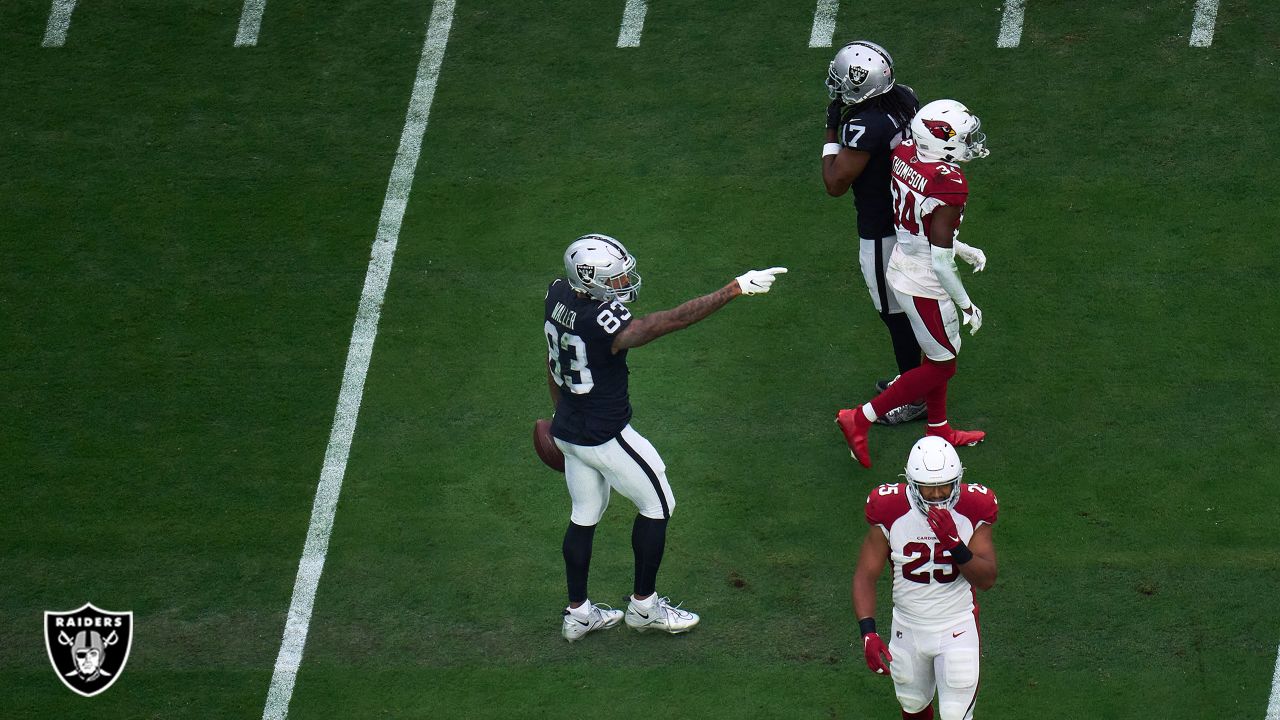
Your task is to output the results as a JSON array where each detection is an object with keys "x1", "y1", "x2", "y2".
[{"x1": 3, "y1": 1, "x2": 1280, "y2": 718}]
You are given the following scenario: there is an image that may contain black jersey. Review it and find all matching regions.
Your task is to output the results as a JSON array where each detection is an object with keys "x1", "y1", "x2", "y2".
[
  {"x1": 543, "y1": 279, "x2": 635, "y2": 446},
  {"x1": 838, "y1": 86, "x2": 920, "y2": 239}
]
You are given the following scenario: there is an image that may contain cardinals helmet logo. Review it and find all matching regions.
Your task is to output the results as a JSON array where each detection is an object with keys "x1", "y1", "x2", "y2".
[{"x1": 922, "y1": 119, "x2": 957, "y2": 141}]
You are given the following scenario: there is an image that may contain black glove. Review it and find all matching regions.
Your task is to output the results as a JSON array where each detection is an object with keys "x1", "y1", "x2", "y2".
[{"x1": 826, "y1": 99, "x2": 844, "y2": 130}]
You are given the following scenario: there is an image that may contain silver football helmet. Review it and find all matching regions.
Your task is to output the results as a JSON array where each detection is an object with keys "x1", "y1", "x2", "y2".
[
  {"x1": 563, "y1": 233, "x2": 642, "y2": 302},
  {"x1": 910, "y1": 99, "x2": 990, "y2": 163},
  {"x1": 826, "y1": 41, "x2": 895, "y2": 105},
  {"x1": 904, "y1": 435, "x2": 963, "y2": 515}
]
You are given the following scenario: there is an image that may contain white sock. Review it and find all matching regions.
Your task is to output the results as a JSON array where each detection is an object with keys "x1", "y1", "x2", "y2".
[
  {"x1": 569, "y1": 600, "x2": 593, "y2": 618},
  {"x1": 861, "y1": 403, "x2": 876, "y2": 422},
  {"x1": 632, "y1": 593, "x2": 656, "y2": 607}
]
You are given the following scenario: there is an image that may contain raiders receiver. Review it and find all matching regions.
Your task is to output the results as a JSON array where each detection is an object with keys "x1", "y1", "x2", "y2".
[
  {"x1": 545, "y1": 233, "x2": 786, "y2": 641},
  {"x1": 853, "y1": 436, "x2": 999, "y2": 720}
]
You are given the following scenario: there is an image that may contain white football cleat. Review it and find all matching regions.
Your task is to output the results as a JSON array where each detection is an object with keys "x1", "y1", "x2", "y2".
[
  {"x1": 561, "y1": 601, "x2": 624, "y2": 643},
  {"x1": 625, "y1": 595, "x2": 700, "y2": 634}
]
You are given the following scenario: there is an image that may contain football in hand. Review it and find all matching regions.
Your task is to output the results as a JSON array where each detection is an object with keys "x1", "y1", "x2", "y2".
[{"x1": 533, "y1": 418, "x2": 565, "y2": 472}]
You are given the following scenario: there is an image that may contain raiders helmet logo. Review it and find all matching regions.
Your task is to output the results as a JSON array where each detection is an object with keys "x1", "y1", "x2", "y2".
[
  {"x1": 922, "y1": 119, "x2": 957, "y2": 141},
  {"x1": 575, "y1": 263, "x2": 596, "y2": 284},
  {"x1": 847, "y1": 65, "x2": 869, "y2": 85},
  {"x1": 44, "y1": 603, "x2": 133, "y2": 697}
]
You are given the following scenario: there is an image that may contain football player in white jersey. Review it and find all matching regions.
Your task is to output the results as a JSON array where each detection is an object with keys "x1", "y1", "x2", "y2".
[
  {"x1": 852, "y1": 436, "x2": 999, "y2": 720},
  {"x1": 837, "y1": 99, "x2": 990, "y2": 468}
]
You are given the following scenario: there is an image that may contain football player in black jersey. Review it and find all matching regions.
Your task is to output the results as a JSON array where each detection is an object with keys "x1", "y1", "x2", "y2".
[
  {"x1": 544, "y1": 233, "x2": 786, "y2": 641},
  {"x1": 821, "y1": 41, "x2": 984, "y2": 426}
]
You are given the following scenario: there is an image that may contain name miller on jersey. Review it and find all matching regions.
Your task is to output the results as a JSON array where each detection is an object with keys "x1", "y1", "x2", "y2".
[
  {"x1": 892, "y1": 155, "x2": 929, "y2": 193},
  {"x1": 551, "y1": 302, "x2": 578, "y2": 329}
]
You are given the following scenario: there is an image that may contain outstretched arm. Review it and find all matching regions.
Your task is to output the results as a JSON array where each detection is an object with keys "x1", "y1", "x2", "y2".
[
  {"x1": 611, "y1": 268, "x2": 787, "y2": 353},
  {"x1": 612, "y1": 281, "x2": 740, "y2": 353}
]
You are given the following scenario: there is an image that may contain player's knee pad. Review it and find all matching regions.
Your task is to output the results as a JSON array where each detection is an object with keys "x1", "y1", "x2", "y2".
[
  {"x1": 942, "y1": 649, "x2": 978, "y2": 689},
  {"x1": 937, "y1": 649, "x2": 979, "y2": 720},
  {"x1": 890, "y1": 654, "x2": 929, "y2": 713}
]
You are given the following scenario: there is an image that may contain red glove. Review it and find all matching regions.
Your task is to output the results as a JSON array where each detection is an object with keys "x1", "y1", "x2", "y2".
[
  {"x1": 863, "y1": 632, "x2": 893, "y2": 675},
  {"x1": 927, "y1": 507, "x2": 961, "y2": 550}
]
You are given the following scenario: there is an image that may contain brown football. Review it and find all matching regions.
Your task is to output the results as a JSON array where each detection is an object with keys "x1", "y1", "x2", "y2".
[{"x1": 533, "y1": 418, "x2": 565, "y2": 472}]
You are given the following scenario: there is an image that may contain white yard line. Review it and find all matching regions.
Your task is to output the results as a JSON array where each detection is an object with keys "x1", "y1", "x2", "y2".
[
  {"x1": 1189, "y1": 0, "x2": 1219, "y2": 47},
  {"x1": 234, "y1": 0, "x2": 267, "y2": 47},
  {"x1": 41, "y1": 0, "x2": 78, "y2": 47},
  {"x1": 1267, "y1": 641, "x2": 1280, "y2": 720},
  {"x1": 997, "y1": 0, "x2": 1026, "y2": 48},
  {"x1": 617, "y1": 0, "x2": 647, "y2": 48},
  {"x1": 808, "y1": 0, "x2": 839, "y2": 48},
  {"x1": 259, "y1": 1, "x2": 455, "y2": 718}
]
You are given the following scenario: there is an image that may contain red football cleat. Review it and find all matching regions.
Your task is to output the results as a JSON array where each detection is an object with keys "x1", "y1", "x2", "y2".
[
  {"x1": 836, "y1": 408, "x2": 873, "y2": 468},
  {"x1": 925, "y1": 422, "x2": 986, "y2": 447}
]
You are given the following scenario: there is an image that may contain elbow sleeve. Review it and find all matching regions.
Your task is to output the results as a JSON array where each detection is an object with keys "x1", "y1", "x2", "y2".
[{"x1": 931, "y1": 245, "x2": 972, "y2": 309}]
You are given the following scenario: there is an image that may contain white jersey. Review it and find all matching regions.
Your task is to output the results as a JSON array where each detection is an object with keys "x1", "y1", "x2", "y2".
[
  {"x1": 885, "y1": 139, "x2": 969, "y2": 301},
  {"x1": 864, "y1": 482, "x2": 998, "y2": 630}
]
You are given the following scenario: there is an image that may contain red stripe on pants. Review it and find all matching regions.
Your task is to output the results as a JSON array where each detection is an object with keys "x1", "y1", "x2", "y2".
[{"x1": 912, "y1": 296, "x2": 956, "y2": 356}]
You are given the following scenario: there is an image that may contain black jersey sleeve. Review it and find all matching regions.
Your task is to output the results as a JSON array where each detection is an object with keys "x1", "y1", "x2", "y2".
[{"x1": 839, "y1": 110, "x2": 899, "y2": 154}]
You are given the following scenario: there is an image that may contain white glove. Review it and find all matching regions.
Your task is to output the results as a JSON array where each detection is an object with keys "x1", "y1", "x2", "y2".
[
  {"x1": 954, "y1": 242, "x2": 987, "y2": 273},
  {"x1": 736, "y1": 267, "x2": 788, "y2": 295},
  {"x1": 962, "y1": 303, "x2": 983, "y2": 335}
]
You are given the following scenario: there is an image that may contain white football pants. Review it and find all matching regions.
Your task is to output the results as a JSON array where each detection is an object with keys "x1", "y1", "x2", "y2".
[
  {"x1": 888, "y1": 611, "x2": 981, "y2": 720},
  {"x1": 555, "y1": 424, "x2": 674, "y2": 526},
  {"x1": 859, "y1": 235, "x2": 904, "y2": 314},
  {"x1": 894, "y1": 289, "x2": 962, "y2": 362}
]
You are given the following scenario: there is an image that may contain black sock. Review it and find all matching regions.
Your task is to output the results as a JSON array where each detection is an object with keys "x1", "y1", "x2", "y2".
[
  {"x1": 631, "y1": 515, "x2": 668, "y2": 598},
  {"x1": 562, "y1": 522, "x2": 597, "y2": 604},
  {"x1": 881, "y1": 311, "x2": 922, "y2": 376}
]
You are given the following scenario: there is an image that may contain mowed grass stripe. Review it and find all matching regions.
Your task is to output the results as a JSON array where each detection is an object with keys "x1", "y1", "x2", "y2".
[{"x1": 261, "y1": 2, "x2": 456, "y2": 718}]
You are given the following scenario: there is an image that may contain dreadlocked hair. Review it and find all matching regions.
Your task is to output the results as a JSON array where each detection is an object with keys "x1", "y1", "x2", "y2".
[{"x1": 844, "y1": 85, "x2": 920, "y2": 137}]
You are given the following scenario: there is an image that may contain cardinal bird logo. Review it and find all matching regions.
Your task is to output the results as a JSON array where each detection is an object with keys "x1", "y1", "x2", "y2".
[{"x1": 923, "y1": 119, "x2": 957, "y2": 141}]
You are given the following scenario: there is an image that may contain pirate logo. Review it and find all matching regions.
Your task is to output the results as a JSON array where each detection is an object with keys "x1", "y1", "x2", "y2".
[
  {"x1": 44, "y1": 602, "x2": 133, "y2": 697},
  {"x1": 847, "y1": 65, "x2": 869, "y2": 85}
]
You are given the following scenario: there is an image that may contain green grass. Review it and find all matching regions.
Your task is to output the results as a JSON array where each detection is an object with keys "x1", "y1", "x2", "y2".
[{"x1": 2, "y1": 1, "x2": 1279, "y2": 718}]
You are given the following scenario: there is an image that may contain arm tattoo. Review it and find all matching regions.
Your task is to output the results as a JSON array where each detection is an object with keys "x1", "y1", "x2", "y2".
[{"x1": 614, "y1": 282, "x2": 739, "y2": 351}]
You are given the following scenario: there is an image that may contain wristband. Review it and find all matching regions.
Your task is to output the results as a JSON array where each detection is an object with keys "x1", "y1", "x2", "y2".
[
  {"x1": 950, "y1": 541, "x2": 974, "y2": 565},
  {"x1": 858, "y1": 617, "x2": 877, "y2": 636},
  {"x1": 822, "y1": 142, "x2": 841, "y2": 158}
]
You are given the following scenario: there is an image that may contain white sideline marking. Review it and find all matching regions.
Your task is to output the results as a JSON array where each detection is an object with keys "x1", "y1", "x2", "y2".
[
  {"x1": 997, "y1": 0, "x2": 1026, "y2": 48},
  {"x1": 235, "y1": 0, "x2": 267, "y2": 47},
  {"x1": 1190, "y1": 0, "x2": 1219, "y2": 47},
  {"x1": 41, "y1": 0, "x2": 78, "y2": 47},
  {"x1": 259, "y1": 1, "x2": 455, "y2": 718},
  {"x1": 808, "y1": 0, "x2": 839, "y2": 48},
  {"x1": 1267, "y1": 641, "x2": 1280, "y2": 720},
  {"x1": 617, "y1": 0, "x2": 647, "y2": 48}
]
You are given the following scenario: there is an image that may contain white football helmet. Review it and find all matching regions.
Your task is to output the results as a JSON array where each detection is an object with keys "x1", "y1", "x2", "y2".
[
  {"x1": 904, "y1": 435, "x2": 964, "y2": 514},
  {"x1": 910, "y1": 99, "x2": 989, "y2": 163},
  {"x1": 563, "y1": 233, "x2": 642, "y2": 302},
  {"x1": 825, "y1": 41, "x2": 895, "y2": 105}
]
